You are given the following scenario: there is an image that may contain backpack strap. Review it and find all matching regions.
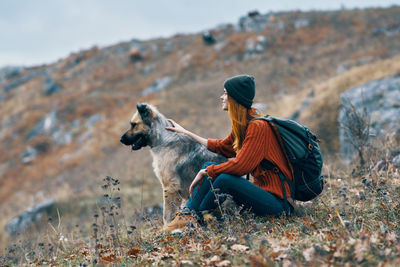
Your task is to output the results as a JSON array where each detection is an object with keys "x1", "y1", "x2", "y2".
[
  {"x1": 261, "y1": 159, "x2": 296, "y2": 213},
  {"x1": 251, "y1": 116, "x2": 295, "y2": 178},
  {"x1": 252, "y1": 116, "x2": 296, "y2": 213}
]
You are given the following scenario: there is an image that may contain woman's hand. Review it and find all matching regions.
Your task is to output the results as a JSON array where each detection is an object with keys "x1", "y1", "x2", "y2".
[
  {"x1": 189, "y1": 169, "x2": 208, "y2": 198},
  {"x1": 165, "y1": 119, "x2": 187, "y2": 134},
  {"x1": 166, "y1": 119, "x2": 208, "y2": 146}
]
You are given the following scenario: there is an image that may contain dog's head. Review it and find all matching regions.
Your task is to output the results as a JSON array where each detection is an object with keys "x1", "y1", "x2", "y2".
[{"x1": 120, "y1": 103, "x2": 154, "y2": 150}]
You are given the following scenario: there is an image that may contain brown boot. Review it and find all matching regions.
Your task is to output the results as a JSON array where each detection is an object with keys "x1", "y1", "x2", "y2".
[{"x1": 163, "y1": 212, "x2": 196, "y2": 233}]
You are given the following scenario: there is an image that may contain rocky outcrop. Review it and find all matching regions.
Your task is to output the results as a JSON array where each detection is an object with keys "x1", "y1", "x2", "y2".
[
  {"x1": 372, "y1": 23, "x2": 400, "y2": 37},
  {"x1": 338, "y1": 76, "x2": 400, "y2": 162},
  {"x1": 0, "y1": 66, "x2": 24, "y2": 84},
  {"x1": 237, "y1": 12, "x2": 269, "y2": 32},
  {"x1": 290, "y1": 90, "x2": 314, "y2": 121},
  {"x1": 27, "y1": 110, "x2": 58, "y2": 140},
  {"x1": 42, "y1": 71, "x2": 61, "y2": 95},
  {"x1": 142, "y1": 76, "x2": 172, "y2": 96},
  {"x1": 21, "y1": 146, "x2": 38, "y2": 164},
  {"x1": 3, "y1": 70, "x2": 40, "y2": 93},
  {"x1": 5, "y1": 198, "x2": 55, "y2": 235}
]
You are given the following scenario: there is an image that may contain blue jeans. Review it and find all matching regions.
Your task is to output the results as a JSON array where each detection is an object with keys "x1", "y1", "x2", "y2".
[{"x1": 185, "y1": 162, "x2": 292, "y2": 216}]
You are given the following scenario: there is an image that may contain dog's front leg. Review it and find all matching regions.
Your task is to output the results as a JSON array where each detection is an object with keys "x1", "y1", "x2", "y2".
[{"x1": 162, "y1": 189, "x2": 183, "y2": 226}]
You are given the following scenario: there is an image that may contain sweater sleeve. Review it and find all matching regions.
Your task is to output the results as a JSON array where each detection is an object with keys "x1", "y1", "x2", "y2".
[
  {"x1": 207, "y1": 132, "x2": 236, "y2": 158},
  {"x1": 206, "y1": 120, "x2": 269, "y2": 179}
]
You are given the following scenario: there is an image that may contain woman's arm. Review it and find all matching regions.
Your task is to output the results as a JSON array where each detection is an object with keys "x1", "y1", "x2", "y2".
[
  {"x1": 166, "y1": 119, "x2": 207, "y2": 146},
  {"x1": 206, "y1": 120, "x2": 269, "y2": 179}
]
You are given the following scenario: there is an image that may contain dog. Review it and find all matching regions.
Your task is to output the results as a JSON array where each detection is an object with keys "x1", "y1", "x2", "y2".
[{"x1": 120, "y1": 103, "x2": 226, "y2": 226}]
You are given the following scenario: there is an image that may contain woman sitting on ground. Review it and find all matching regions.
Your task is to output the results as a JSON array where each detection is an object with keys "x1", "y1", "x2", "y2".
[{"x1": 164, "y1": 74, "x2": 294, "y2": 232}]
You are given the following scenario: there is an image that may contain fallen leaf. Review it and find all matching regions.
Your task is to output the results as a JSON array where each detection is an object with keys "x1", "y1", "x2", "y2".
[
  {"x1": 181, "y1": 259, "x2": 194, "y2": 265},
  {"x1": 303, "y1": 247, "x2": 315, "y2": 261},
  {"x1": 127, "y1": 246, "x2": 141, "y2": 257},
  {"x1": 282, "y1": 259, "x2": 293, "y2": 267},
  {"x1": 354, "y1": 237, "x2": 369, "y2": 262},
  {"x1": 165, "y1": 246, "x2": 174, "y2": 254},
  {"x1": 204, "y1": 255, "x2": 221, "y2": 265},
  {"x1": 216, "y1": 260, "x2": 231, "y2": 267},
  {"x1": 209, "y1": 255, "x2": 221, "y2": 262},
  {"x1": 387, "y1": 232, "x2": 397, "y2": 243},
  {"x1": 231, "y1": 244, "x2": 249, "y2": 252},
  {"x1": 101, "y1": 255, "x2": 120, "y2": 262},
  {"x1": 249, "y1": 254, "x2": 265, "y2": 266},
  {"x1": 269, "y1": 251, "x2": 281, "y2": 259}
]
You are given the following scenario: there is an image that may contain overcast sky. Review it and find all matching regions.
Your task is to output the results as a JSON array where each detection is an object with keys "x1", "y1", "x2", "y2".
[{"x1": 0, "y1": 0, "x2": 398, "y2": 67}]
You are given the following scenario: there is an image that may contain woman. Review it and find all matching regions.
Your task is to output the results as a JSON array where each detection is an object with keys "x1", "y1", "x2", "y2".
[{"x1": 164, "y1": 74, "x2": 294, "y2": 232}]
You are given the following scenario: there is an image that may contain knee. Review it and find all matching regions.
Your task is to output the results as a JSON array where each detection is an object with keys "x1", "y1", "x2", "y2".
[{"x1": 213, "y1": 173, "x2": 233, "y2": 188}]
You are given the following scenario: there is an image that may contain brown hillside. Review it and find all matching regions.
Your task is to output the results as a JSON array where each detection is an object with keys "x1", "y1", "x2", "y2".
[{"x1": 1, "y1": 6, "x2": 400, "y2": 247}]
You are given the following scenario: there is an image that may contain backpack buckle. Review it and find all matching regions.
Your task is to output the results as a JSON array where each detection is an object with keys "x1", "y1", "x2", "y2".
[{"x1": 273, "y1": 167, "x2": 279, "y2": 173}]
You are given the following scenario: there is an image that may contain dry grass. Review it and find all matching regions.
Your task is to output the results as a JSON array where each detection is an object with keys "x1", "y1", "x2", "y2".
[
  {"x1": 300, "y1": 55, "x2": 400, "y2": 154},
  {"x1": 1, "y1": 148, "x2": 398, "y2": 266}
]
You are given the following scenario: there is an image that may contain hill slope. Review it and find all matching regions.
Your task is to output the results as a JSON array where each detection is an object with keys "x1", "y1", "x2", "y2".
[{"x1": 1, "y1": 6, "x2": 400, "y2": 248}]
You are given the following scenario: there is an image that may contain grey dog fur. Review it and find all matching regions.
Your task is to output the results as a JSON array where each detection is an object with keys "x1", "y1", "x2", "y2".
[{"x1": 121, "y1": 103, "x2": 226, "y2": 226}]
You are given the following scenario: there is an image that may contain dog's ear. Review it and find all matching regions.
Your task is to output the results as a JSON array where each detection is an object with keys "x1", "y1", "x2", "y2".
[
  {"x1": 137, "y1": 103, "x2": 148, "y2": 115},
  {"x1": 137, "y1": 103, "x2": 152, "y2": 123}
]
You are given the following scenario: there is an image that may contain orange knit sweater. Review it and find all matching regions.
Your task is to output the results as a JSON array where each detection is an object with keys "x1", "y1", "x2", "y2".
[{"x1": 206, "y1": 120, "x2": 294, "y2": 199}]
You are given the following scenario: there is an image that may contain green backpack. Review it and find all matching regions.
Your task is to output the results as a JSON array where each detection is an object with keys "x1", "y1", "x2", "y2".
[{"x1": 253, "y1": 115, "x2": 324, "y2": 205}]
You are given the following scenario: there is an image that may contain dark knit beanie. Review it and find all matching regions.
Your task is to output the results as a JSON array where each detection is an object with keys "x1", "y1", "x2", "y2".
[{"x1": 224, "y1": 75, "x2": 255, "y2": 109}]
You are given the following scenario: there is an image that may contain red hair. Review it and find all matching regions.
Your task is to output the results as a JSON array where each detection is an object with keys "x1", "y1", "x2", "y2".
[{"x1": 228, "y1": 97, "x2": 261, "y2": 152}]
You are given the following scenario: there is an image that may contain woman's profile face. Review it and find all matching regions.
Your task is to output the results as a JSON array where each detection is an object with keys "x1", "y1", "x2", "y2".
[{"x1": 221, "y1": 89, "x2": 228, "y2": 111}]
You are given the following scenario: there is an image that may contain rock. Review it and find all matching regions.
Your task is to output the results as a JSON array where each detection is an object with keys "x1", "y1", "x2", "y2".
[
  {"x1": 68, "y1": 54, "x2": 85, "y2": 69},
  {"x1": 238, "y1": 12, "x2": 269, "y2": 32},
  {"x1": 214, "y1": 41, "x2": 226, "y2": 52},
  {"x1": 142, "y1": 76, "x2": 172, "y2": 96},
  {"x1": 43, "y1": 110, "x2": 58, "y2": 132},
  {"x1": 71, "y1": 119, "x2": 80, "y2": 128},
  {"x1": 178, "y1": 54, "x2": 192, "y2": 70},
  {"x1": 372, "y1": 23, "x2": 400, "y2": 37},
  {"x1": 337, "y1": 64, "x2": 348, "y2": 75},
  {"x1": 338, "y1": 76, "x2": 400, "y2": 162},
  {"x1": 393, "y1": 154, "x2": 400, "y2": 167},
  {"x1": 21, "y1": 146, "x2": 38, "y2": 164},
  {"x1": 290, "y1": 90, "x2": 314, "y2": 121},
  {"x1": 86, "y1": 114, "x2": 102, "y2": 128},
  {"x1": 42, "y1": 72, "x2": 61, "y2": 95},
  {"x1": 295, "y1": 18, "x2": 310, "y2": 29},
  {"x1": 245, "y1": 36, "x2": 267, "y2": 54},
  {"x1": 27, "y1": 110, "x2": 58, "y2": 140},
  {"x1": 202, "y1": 31, "x2": 216, "y2": 45},
  {"x1": 163, "y1": 40, "x2": 174, "y2": 53},
  {"x1": 141, "y1": 64, "x2": 155, "y2": 75},
  {"x1": 52, "y1": 126, "x2": 73, "y2": 145},
  {"x1": 3, "y1": 70, "x2": 40, "y2": 93},
  {"x1": 5, "y1": 198, "x2": 55, "y2": 235},
  {"x1": 0, "y1": 66, "x2": 24, "y2": 84}
]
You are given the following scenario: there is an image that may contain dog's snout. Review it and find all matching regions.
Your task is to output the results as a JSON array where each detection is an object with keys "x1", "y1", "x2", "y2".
[{"x1": 120, "y1": 134, "x2": 127, "y2": 144}]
